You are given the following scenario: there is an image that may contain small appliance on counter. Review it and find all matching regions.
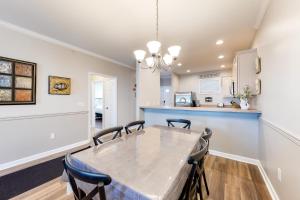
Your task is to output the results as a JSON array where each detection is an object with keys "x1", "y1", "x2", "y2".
[
  {"x1": 174, "y1": 92, "x2": 196, "y2": 107},
  {"x1": 192, "y1": 100, "x2": 201, "y2": 107},
  {"x1": 217, "y1": 102, "x2": 224, "y2": 108}
]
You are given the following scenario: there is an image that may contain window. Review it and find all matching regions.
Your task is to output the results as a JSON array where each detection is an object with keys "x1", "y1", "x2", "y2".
[{"x1": 199, "y1": 77, "x2": 221, "y2": 94}]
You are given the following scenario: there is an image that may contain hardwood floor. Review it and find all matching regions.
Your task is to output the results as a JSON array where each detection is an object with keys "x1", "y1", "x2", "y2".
[
  {"x1": 204, "y1": 155, "x2": 271, "y2": 200},
  {"x1": 11, "y1": 155, "x2": 272, "y2": 200}
]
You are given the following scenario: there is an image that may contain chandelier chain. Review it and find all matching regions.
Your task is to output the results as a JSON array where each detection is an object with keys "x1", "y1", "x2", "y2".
[{"x1": 156, "y1": 0, "x2": 159, "y2": 41}]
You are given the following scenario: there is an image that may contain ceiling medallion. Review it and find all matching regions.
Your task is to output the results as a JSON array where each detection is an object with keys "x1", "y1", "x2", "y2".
[{"x1": 133, "y1": 0, "x2": 181, "y2": 72}]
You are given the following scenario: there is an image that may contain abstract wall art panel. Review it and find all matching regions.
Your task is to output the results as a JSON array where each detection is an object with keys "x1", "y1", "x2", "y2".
[
  {"x1": 48, "y1": 76, "x2": 71, "y2": 95},
  {"x1": 15, "y1": 77, "x2": 32, "y2": 89},
  {"x1": 0, "y1": 56, "x2": 36, "y2": 105},
  {"x1": 15, "y1": 90, "x2": 32, "y2": 102},
  {"x1": 0, "y1": 61, "x2": 12, "y2": 74},
  {"x1": 0, "y1": 89, "x2": 12, "y2": 101},
  {"x1": 15, "y1": 63, "x2": 33, "y2": 76},
  {"x1": 0, "y1": 75, "x2": 12, "y2": 87}
]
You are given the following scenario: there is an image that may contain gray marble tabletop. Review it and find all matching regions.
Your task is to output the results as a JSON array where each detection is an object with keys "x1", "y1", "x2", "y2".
[{"x1": 70, "y1": 125, "x2": 202, "y2": 200}]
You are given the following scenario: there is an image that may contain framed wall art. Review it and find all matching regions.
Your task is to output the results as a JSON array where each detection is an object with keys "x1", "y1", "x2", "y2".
[
  {"x1": 0, "y1": 56, "x2": 36, "y2": 105},
  {"x1": 256, "y1": 57, "x2": 261, "y2": 74},
  {"x1": 48, "y1": 76, "x2": 71, "y2": 95},
  {"x1": 255, "y1": 79, "x2": 261, "y2": 95}
]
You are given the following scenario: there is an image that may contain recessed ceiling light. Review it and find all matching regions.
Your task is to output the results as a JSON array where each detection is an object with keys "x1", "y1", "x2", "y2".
[
  {"x1": 216, "y1": 40, "x2": 224, "y2": 45},
  {"x1": 177, "y1": 63, "x2": 182, "y2": 66},
  {"x1": 218, "y1": 54, "x2": 225, "y2": 59},
  {"x1": 220, "y1": 65, "x2": 226, "y2": 68},
  {"x1": 186, "y1": 69, "x2": 191, "y2": 73}
]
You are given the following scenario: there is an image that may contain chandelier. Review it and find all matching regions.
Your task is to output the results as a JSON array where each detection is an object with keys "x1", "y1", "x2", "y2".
[{"x1": 133, "y1": 0, "x2": 181, "y2": 72}]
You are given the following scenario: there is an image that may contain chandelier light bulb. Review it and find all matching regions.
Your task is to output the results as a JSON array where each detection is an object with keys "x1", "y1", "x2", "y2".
[
  {"x1": 146, "y1": 57, "x2": 154, "y2": 67},
  {"x1": 147, "y1": 41, "x2": 161, "y2": 55},
  {"x1": 134, "y1": 50, "x2": 146, "y2": 62},
  {"x1": 163, "y1": 54, "x2": 173, "y2": 65},
  {"x1": 168, "y1": 45, "x2": 181, "y2": 58}
]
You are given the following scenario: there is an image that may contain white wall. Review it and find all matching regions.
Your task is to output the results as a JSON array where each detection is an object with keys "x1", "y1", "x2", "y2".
[
  {"x1": 136, "y1": 64, "x2": 160, "y2": 118},
  {"x1": 0, "y1": 24, "x2": 136, "y2": 166},
  {"x1": 178, "y1": 70, "x2": 232, "y2": 105},
  {"x1": 252, "y1": 0, "x2": 300, "y2": 199}
]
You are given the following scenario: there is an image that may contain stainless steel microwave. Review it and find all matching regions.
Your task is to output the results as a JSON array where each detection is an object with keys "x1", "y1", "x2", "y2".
[{"x1": 174, "y1": 92, "x2": 195, "y2": 107}]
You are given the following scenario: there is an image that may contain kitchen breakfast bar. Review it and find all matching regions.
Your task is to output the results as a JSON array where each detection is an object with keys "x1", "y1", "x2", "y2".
[{"x1": 140, "y1": 106, "x2": 261, "y2": 159}]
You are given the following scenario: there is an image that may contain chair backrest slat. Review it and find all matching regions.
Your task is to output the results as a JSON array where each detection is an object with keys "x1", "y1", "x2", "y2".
[
  {"x1": 93, "y1": 126, "x2": 123, "y2": 145},
  {"x1": 166, "y1": 119, "x2": 191, "y2": 129},
  {"x1": 125, "y1": 120, "x2": 145, "y2": 134}
]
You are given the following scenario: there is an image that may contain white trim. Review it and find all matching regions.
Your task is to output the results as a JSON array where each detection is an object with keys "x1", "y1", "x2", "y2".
[
  {"x1": 0, "y1": 111, "x2": 88, "y2": 121},
  {"x1": 257, "y1": 161, "x2": 280, "y2": 200},
  {"x1": 88, "y1": 72, "x2": 118, "y2": 138},
  {"x1": 0, "y1": 140, "x2": 90, "y2": 177},
  {"x1": 261, "y1": 118, "x2": 300, "y2": 146},
  {"x1": 209, "y1": 150, "x2": 260, "y2": 165},
  {"x1": 209, "y1": 150, "x2": 279, "y2": 200},
  {"x1": 0, "y1": 19, "x2": 135, "y2": 70}
]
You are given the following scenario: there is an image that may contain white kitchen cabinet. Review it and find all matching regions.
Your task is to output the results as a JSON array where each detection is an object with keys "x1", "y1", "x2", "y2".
[
  {"x1": 222, "y1": 76, "x2": 233, "y2": 97},
  {"x1": 232, "y1": 49, "x2": 257, "y2": 95}
]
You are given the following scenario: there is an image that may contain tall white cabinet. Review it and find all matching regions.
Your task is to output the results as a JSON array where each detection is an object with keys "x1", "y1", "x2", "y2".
[{"x1": 232, "y1": 49, "x2": 257, "y2": 95}]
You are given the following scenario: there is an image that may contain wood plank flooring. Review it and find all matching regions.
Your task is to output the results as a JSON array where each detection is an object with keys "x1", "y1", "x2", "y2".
[{"x1": 11, "y1": 155, "x2": 272, "y2": 200}]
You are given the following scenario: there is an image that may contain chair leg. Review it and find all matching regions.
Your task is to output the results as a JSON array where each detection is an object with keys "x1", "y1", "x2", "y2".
[
  {"x1": 98, "y1": 186, "x2": 106, "y2": 200},
  {"x1": 202, "y1": 169, "x2": 209, "y2": 196},
  {"x1": 198, "y1": 175, "x2": 203, "y2": 200},
  {"x1": 203, "y1": 170, "x2": 209, "y2": 196}
]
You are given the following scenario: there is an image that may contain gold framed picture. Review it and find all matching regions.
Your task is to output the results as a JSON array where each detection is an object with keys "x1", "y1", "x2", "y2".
[{"x1": 48, "y1": 76, "x2": 71, "y2": 95}]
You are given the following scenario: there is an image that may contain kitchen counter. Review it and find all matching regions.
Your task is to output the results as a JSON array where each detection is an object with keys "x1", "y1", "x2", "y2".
[
  {"x1": 139, "y1": 105, "x2": 261, "y2": 159},
  {"x1": 140, "y1": 106, "x2": 261, "y2": 115}
]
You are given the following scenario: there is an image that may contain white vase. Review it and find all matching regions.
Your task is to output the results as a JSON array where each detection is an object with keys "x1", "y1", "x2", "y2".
[{"x1": 240, "y1": 99, "x2": 250, "y2": 110}]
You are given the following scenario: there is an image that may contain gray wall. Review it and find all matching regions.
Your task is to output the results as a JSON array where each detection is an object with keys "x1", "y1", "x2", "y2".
[
  {"x1": 0, "y1": 24, "x2": 136, "y2": 166},
  {"x1": 143, "y1": 109, "x2": 260, "y2": 159},
  {"x1": 252, "y1": 0, "x2": 300, "y2": 199}
]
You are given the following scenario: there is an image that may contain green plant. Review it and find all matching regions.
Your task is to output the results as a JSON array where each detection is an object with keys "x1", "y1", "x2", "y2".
[{"x1": 236, "y1": 85, "x2": 251, "y2": 100}]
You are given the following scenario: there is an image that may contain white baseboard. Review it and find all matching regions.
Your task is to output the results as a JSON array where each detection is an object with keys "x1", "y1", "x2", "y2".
[
  {"x1": 209, "y1": 150, "x2": 279, "y2": 200},
  {"x1": 256, "y1": 161, "x2": 280, "y2": 200},
  {"x1": 209, "y1": 150, "x2": 260, "y2": 165},
  {"x1": 0, "y1": 140, "x2": 90, "y2": 177}
]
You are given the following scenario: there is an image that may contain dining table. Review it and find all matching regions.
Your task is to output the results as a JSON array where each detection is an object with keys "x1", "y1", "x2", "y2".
[{"x1": 62, "y1": 125, "x2": 202, "y2": 200}]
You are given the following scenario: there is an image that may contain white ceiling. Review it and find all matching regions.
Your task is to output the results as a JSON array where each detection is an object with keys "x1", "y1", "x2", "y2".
[{"x1": 0, "y1": 0, "x2": 268, "y2": 74}]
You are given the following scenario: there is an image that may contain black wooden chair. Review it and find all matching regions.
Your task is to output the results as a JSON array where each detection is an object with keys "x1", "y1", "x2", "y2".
[
  {"x1": 63, "y1": 154, "x2": 111, "y2": 200},
  {"x1": 180, "y1": 138, "x2": 209, "y2": 200},
  {"x1": 125, "y1": 120, "x2": 145, "y2": 134},
  {"x1": 93, "y1": 126, "x2": 123, "y2": 145},
  {"x1": 202, "y1": 128, "x2": 213, "y2": 150},
  {"x1": 166, "y1": 119, "x2": 191, "y2": 129}
]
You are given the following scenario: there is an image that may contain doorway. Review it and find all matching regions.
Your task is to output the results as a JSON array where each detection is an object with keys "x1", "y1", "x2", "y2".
[{"x1": 89, "y1": 73, "x2": 117, "y2": 134}]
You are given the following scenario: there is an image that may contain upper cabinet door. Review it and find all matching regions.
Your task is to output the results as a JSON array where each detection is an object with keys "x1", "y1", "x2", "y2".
[
  {"x1": 222, "y1": 76, "x2": 233, "y2": 97},
  {"x1": 233, "y1": 49, "x2": 257, "y2": 95}
]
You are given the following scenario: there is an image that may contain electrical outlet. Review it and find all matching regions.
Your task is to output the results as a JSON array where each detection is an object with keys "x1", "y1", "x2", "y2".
[
  {"x1": 277, "y1": 168, "x2": 282, "y2": 182},
  {"x1": 50, "y1": 132, "x2": 56, "y2": 140}
]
